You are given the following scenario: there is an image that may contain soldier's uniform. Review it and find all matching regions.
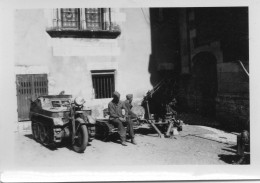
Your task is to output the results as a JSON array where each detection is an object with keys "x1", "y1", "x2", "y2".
[
  {"x1": 108, "y1": 92, "x2": 136, "y2": 146},
  {"x1": 123, "y1": 94, "x2": 137, "y2": 144}
]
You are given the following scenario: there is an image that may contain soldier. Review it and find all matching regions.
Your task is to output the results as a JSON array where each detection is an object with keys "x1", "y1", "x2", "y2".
[
  {"x1": 167, "y1": 98, "x2": 178, "y2": 116},
  {"x1": 108, "y1": 91, "x2": 136, "y2": 146},
  {"x1": 124, "y1": 94, "x2": 138, "y2": 144},
  {"x1": 124, "y1": 94, "x2": 138, "y2": 118}
]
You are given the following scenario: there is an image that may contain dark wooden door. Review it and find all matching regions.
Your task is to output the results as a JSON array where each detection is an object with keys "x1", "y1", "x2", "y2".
[
  {"x1": 16, "y1": 74, "x2": 48, "y2": 121},
  {"x1": 192, "y1": 52, "x2": 217, "y2": 117}
]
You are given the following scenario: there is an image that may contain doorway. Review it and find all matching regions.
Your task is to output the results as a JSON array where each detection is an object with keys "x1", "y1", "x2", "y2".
[
  {"x1": 16, "y1": 74, "x2": 48, "y2": 121},
  {"x1": 192, "y1": 52, "x2": 217, "y2": 117}
]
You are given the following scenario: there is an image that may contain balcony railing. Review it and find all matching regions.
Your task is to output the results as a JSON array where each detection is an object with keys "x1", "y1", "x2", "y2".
[{"x1": 46, "y1": 8, "x2": 121, "y2": 39}]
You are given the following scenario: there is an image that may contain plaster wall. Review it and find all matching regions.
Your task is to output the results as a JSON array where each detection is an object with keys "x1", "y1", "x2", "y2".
[{"x1": 14, "y1": 8, "x2": 152, "y2": 118}]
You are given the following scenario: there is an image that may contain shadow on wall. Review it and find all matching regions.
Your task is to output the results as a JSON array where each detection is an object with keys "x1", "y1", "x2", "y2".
[
  {"x1": 144, "y1": 8, "x2": 183, "y2": 119},
  {"x1": 178, "y1": 52, "x2": 218, "y2": 118},
  {"x1": 148, "y1": 54, "x2": 160, "y2": 87}
]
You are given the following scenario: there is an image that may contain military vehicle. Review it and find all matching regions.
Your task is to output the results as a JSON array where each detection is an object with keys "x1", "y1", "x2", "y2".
[{"x1": 29, "y1": 95, "x2": 96, "y2": 153}]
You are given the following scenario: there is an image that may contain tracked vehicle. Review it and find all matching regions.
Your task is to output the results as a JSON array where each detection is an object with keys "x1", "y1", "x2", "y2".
[{"x1": 29, "y1": 95, "x2": 96, "y2": 153}]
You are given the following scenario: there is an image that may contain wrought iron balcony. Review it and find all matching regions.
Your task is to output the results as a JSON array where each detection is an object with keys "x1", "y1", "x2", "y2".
[{"x1": 46, "y1": 20, "x2": 121, "y2": 39}]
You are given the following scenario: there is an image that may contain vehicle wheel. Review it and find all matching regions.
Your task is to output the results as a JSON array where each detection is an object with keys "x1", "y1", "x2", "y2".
[
  {"x1": 97, "y1": 124, "x2": 109, "y2": 141},
  {"x1": 72, "y1": 125, "x2": 89, "y2": 153},
  {"x1": 43, "y1": 126, "x2": 52, "y2": 146},
  {"x1": 34, "y1": 123, "x2": 40, "y2": 141},
  {"x1": 39, "y1": 124, "x2": 46, "y2": 144},
  {"x1": 31, "y1": 122, "x2": 36, "y2": 138}
]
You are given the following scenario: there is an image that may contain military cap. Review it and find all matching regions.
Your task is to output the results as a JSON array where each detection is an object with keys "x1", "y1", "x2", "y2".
[
  {"x1": 113, "y1": 91, "x2": 120, "y2": 98},
  {"x1": 126, "y1": 94, "x2": 133, "y2": 100}
]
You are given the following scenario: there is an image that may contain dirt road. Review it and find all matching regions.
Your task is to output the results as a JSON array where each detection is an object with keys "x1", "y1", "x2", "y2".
[{"x1": 10, "y1": 124, "x2": 240, "y2": 171}]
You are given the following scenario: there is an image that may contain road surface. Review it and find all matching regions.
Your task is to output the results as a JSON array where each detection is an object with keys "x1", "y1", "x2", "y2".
[{"x1": 10, "y1": 123, "x2": 241, "y2": 171}]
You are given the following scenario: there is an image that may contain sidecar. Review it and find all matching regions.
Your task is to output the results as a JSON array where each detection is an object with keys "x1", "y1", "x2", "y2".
[{"x1": 95, "y1": 107, "x2": 143, "y2": 141}]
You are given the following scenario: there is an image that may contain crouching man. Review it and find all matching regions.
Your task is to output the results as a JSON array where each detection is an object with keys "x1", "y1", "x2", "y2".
[{"x1": 108, "y1": 91, "x2": 136, "y2": 146}]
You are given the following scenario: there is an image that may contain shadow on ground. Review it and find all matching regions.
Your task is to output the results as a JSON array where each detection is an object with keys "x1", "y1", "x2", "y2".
[
  {"x1": 218, "y1": 154, "x2": 250, "y2": 165},
  {"x1": 24, "y1": 134, "x2": 91, "y2": 152},
  {"x1": 218, "y1": 145, "x2": 250, "y2": 164},
  {"x1": 95, "y1": 133, "x2": 122, "y2": 144},
  {"x1": 135, "y1": 127, "x2": 156, "y2": 136},
  {"x1": 95, "y1": 126, "x2": 161, "y2": 144},
  {"x1": 24, "y1": 134, "x2": 59, "y2": 151},
  {"x1": 178, "y1": 113, "x2": 242, "y2": 133}
]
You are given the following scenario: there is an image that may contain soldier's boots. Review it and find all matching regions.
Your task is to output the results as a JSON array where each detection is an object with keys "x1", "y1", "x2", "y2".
[
  {"x1": 121, "y1": 141, "x2": 127, "y2": 146},
  {"x1": 131, "y1": 138, "x2": 137, "y2": 145},
  {"x1": 121, "y1": 139, "x2": 137, "y2": 145}
]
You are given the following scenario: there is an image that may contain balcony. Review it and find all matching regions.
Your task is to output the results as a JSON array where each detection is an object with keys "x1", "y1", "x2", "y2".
[
  {"x1": 46, "y1": 9, "x2": 121, "y2": 39},
  {"x1": 46, "y1": 29, "x2": 121, "y2": 39}
]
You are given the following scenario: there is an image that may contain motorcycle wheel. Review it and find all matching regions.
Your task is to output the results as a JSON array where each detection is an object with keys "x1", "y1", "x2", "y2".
[{"x1": 72, "y1": 125, "x2": 89, "y2": 153}]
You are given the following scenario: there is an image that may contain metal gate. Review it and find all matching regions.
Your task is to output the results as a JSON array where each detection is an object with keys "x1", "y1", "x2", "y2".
[{"x1": 16, "y1": 74, "x2": 48, "y2": 121}]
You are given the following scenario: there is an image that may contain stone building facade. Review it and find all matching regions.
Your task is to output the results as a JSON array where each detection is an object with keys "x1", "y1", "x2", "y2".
[
  {"x1": 150, "y1": 7, "x2": 249, "y2": 130},
  {"x1": 14, "y1": 8, "x2": 152, "y2": 121},
  {"x1": 14, "y1": 7, "x2": 249, "y2": 130}
]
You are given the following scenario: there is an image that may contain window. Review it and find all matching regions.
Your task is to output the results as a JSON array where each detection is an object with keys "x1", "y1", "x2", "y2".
[
  {"x1": 91, "y1": 70, "x2": 115, "y2": 99},
  {"x1": 85, "y1": 8, "x2": 102, "y2": 30},
  {"x1": 47, "y1": 8, "x2": 121, "y2": 38},
  {"x1": 61, "y1": 8, "x2": 80, "y2": 29}
]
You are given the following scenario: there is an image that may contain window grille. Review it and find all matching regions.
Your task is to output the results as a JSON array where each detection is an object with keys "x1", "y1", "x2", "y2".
[
  {"x1": 58, "y1": 8, "x2": 112, "y2": 31},
  {"x1": 48, "y1": 8, "x2": 121, "y2": 38},
  {"x1": 85, "y1": 8, "x2": 102, "y2": 30},
  {"x1": 92, "y1": 70, "x2": 115, "y2": 99},
  {"x1": 61, "y1": 8, "x2": 80, "y2": 29}
]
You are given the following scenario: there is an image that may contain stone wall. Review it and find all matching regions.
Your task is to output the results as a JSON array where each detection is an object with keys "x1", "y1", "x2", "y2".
[
  {"x1": 215, "y1": 62, "x2": 249, "y2": 130},
  {"x1": 177, "y1": 8, "x2": 249, "y2": 130},
  {"x1": 178, "y1": 62, "x2": 249, "y2": 130},
  {"x1": 216, "y1": 94, "x2": 249, "y2": 130}
]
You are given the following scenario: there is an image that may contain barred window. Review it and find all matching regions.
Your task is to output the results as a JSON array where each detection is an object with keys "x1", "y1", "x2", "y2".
[
  {"x1": 92, "y1": 70, "x2": 115, "y2": 99},
  {"x1": 61, "y1": 8, "x2": 80, "y2": 29}
]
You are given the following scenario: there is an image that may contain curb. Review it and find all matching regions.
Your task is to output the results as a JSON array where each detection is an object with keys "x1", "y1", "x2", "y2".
[{"x1": 17, "y1": 121, "x2": 32, "y2": 133}]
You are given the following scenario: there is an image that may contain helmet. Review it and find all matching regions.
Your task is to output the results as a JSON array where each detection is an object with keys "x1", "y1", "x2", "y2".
[{"x1": 74, "y1": 97, "x2": 85, "y2": 106}]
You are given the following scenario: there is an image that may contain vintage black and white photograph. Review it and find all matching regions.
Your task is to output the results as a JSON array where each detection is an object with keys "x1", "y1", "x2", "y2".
[{"x1": 0, "y1": 0, "x2": 259, "y2": 182}]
